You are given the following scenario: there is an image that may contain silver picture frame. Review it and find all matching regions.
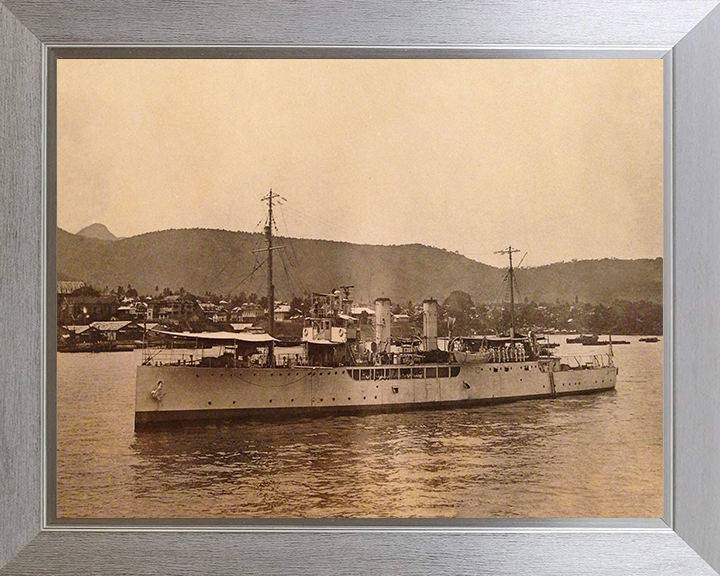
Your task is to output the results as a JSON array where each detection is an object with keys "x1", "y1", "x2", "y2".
[{"x1": 2, "y1": 1, "x2": 720, "y2": 574}]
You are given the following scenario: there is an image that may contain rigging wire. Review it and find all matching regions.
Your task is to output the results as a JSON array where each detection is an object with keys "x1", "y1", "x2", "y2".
[
  {"x1": 280, "y1": 204, "x2": 349, "y2": 240},
  {"x1": 276, "y1": 204, "x2": 313, "y2": 295},
  {"x1": 280, "y1": 246, "x2": 309, "y2": 295},
  {"x1": 276, "y1": 210, "x2": 336, "y2": 291},
  {"x1": 207, "y1": 219, "x2": 265, "y2": 295},
  {"x1": 230, "y1": 225, "x2": 266, "y2": 294},
  {"x1": 233, "y1": 229, "x2": 268, "y2": 299},
  {"x1": 278, "y1": 205, "x2": 301, "y2": 265},
  {"x1": 492, "y1": 271, "x2": 509, "y2": 307},
  {"x1": 514, "y1": 275, "x2": 523, "y2": 303},
  {"x1": 512, "y1": 252, "x2": 528, "y2": 304},
  {"x1": 267, "y1": 201, "x2": 306, "y2": 299},
  {"x1": 269, "y1": 200, "x2": 347, "y2": 291},
  {"x1": 278, "y1": 249, "x2": 305, "y2": 298},
  {"x1": 228, "y1": 257, "x2": 267, "y2": 297}
]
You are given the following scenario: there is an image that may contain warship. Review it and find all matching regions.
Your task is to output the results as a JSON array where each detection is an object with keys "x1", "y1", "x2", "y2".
[{"x1": 135, "y1": 192, "x2": 617, "y2": 429}]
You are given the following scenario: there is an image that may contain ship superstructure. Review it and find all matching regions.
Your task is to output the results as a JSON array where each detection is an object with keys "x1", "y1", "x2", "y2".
[{"x1": 134, "y1": 193, "x2": 617, "y2": 429}]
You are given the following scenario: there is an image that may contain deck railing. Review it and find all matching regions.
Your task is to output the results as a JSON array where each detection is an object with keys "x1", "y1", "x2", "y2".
[
  {"x1": 540, "y1": 353, "x2": 614, "y2": 370},
  {"x1": 141, "y1": 343, "x2": 310, "y2": 368}
]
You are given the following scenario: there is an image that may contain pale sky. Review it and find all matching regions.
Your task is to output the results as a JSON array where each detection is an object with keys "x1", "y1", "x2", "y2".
[{"x1": 57, "y1": 59, "x2": 663, "y2": 266}]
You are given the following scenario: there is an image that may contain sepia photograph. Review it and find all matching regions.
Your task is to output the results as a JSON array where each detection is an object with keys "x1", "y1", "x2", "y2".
[{"x1": 55, "y1": 58, "x2": 663, "y2": 519}]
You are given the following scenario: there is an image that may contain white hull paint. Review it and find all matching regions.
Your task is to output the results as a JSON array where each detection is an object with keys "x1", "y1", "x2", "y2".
[{"x1": 135, "y1": 362, "x2": 617, "y2": 427}]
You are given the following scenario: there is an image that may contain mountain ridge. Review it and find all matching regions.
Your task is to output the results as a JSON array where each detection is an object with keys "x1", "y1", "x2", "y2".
[
  {"x1": 56, "y1": 226, "x2": 662, "y2": 305},
  {"x1": 76, "y1": 223, "x2": 118, "y2": 241}
]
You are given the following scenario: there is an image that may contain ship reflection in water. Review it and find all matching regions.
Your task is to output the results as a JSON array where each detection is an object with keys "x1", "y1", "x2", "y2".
[{"x1": 57, "y1": 340, "x2": 661, "y2": 518}]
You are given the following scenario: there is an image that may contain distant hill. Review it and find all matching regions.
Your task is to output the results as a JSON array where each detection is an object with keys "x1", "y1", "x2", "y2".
[
  {"x1": 56, "y1": 227, "x2": 662, "y2": 305},
  {"x1": 76, "y1": 223, "x2": 118, "y2": 241}
]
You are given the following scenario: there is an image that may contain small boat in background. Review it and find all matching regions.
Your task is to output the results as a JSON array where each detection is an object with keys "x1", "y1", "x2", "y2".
[
  {"x1": 567, "y1": 334, "x2": 599, "y2": 345},
  {"x1": 58, "y1": 341, "x2": 135, "y2": 353},
  {"x1": 567, "y1": 334, "x2": 630, "y2": 346}
]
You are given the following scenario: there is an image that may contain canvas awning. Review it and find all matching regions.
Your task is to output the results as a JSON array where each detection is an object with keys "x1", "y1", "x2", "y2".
[{"x1": 151, "y1": 329, "x2": 278, "y2": 343}]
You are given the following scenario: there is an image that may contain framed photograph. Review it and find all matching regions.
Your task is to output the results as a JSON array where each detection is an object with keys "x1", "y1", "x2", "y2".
[{"x1": 2, "y1": 1, "x2": 720, "y2": 575}]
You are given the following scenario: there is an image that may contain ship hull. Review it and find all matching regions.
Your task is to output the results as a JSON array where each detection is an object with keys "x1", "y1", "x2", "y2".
[{"x1": 135, "y1": 362, "x2": 617, "y2": 429}]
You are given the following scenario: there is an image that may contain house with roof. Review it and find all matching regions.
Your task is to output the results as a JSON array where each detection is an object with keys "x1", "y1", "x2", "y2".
[
  {"x1": 151, "y1": 295, "x2": 196, "y2": 323},
  {"x1": 58, "y1": 324, "x2": 101, "y2": 344},
  {"x1": 89, "y1": 320, "x2": 145, "y2": 342},
  {"x1": 157, "y1": 307, "x2": 173, "y2": 322},
  {"x1": 274, "y1": 303, "x2": 292, "y2": 323},
  {"x1": 350, "y1": 305, "x2": 375, "y2": 325},
  {"x1": 115, "y1": 305, "x2": 134, "y2": 320},
  {"x1": 58, "y1": 295, "x2": 120, "y2": 325},
  {"x1": 240, "y1": 302, "x2": 264, "y2": 323},
  {"x1": 198, "y1": 301, "x2": 228, "y2": 323}
]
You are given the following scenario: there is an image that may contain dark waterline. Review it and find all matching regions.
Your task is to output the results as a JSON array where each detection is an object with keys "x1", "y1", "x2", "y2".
[{"x1": 56, "y1": 338, "x2": 662, "y2": 518}]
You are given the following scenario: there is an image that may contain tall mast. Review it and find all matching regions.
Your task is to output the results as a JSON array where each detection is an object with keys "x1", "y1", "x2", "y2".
[
  {"x1": 253, "y1": 189, "x2": 285, "y2": 367},
  {"x1": 495, "y1": 245, "x2": 520, "y2": 338},
  {"x1": 264, "y1": 189, "x2": 275, "y2": 339}
]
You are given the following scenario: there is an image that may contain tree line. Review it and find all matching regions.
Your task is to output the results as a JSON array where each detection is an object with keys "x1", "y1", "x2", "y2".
[
  {"x1": 437, "y1": 290, "x2": 662, "y2": 336},
  {"x1": 68, "y1": 284, "x2": 662, "y2": 336}
]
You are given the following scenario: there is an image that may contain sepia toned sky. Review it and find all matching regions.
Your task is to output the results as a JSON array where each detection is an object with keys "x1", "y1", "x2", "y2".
[{"x1": 57, "y1": 59, "x2": 663, "y2": 266}]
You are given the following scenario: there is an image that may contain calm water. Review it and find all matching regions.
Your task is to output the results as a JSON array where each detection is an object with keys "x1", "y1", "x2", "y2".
[{"x1": 56, "y1": 337, "x2": 662, "y2": 518}]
